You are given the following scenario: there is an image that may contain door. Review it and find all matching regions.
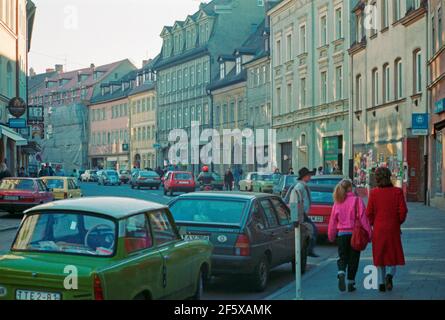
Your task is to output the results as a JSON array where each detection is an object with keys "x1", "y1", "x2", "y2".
[
  {"x1": 68, "y1": 179, "x2": 81, "y2": 198},
  {"x1": 258, "y1": 198, "x2": 288, "y2": 266},
  {"x1": 281, "y1": 143, "x2": 293, "y2": 174},
  {"x1": 270, "y1": 197, "x2": 294, "y2": 264},
  {"x1": 406, "y1": 137, "x2": 424, "y2": 202},
  {"x1": 148, "y1": 210, "x2": 192, "y2": 299}
]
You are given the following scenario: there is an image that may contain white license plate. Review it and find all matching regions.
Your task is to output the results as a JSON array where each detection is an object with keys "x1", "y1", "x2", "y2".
[
  {"x1": 310, "y1": 216, "x2": 324, "y2": 223},
  {"x1": 178, "y1": 181, "x2": 189, "y2": 184},
  {"x1": 183, "y1": 234, "x2": 210, "y2": 241},
  {"x1": 16, "y1": 290, "x2": 61, "y2": 300},
  {"x1": 4, "y1": 196, "x2": 19, "y2": 201}
]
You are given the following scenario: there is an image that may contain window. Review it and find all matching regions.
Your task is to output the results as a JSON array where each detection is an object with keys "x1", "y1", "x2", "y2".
[
  {"x1": 124, "y1": 214, "x2": 152, "y2": 253},
  {"x1": 320, "y1": 15, "x2": 327, "y2": 46},
  {"x1": 356, "y1": 74, "x2": 363, "y2": 111},
  {"x1": 223, "y1": 104, "x2": 228, "y2": 123},
  {"x1": 320, "y1": 71, "x2": 327, "y2": 104},
  {"x1": 383, "y1": 64, "x2": 390, "y2": 103},
  {"x1": 287, "y1": 83, "x2": 292, "y2": 112},
  {"x1": 393, "y1": 0, "x2": 401, "y2": 21},
  {"x1": 356, "y1": 13, "x2": 363, "y2": 42},
  {"x1": 335, "y1": 66, "x2": 343, "y2": 100},
  {"x1": 271, "y1": 199, "x2": 290, "y2": 226},
  {"x1": 6, "y1": 62, "x2": 13, "y2": 97},
  {"x1": 149, "y1": 211, "x2": 178, "y2": 245},
  {"x1": 230, "y1": 102, "x2": 235, "y2": 123},
  {"x1": 414, "y1": 50, "x2": 422, "y2": 93},
  {"x1": 236, "y1": 57, "x2": 242, "y2": 74},
  {"x1": 395, "y1": 59, "x2": 403, "y2": 99},
  {"x1": 382, "y1": 0, "x2": 389, "y2": 29},
  {"x1": 215, "y1": 105, "x2": 220, "y2": 125},
  {"x1": 276, "y1": 87, "x2": 282, "y2": 113},
  {"x1": 276, "y1": 39, "x2": 282, "y2": 65},
  {"x1": 335, "y1": 7, "x2": 343, "y2": 39},
  {"x1": 286, "y1": 33, "x2": 292, "y2": 61},
  {"x1": 299, "y1": 24, "x2": 307, "y2": 53},
  {"x1": 372, "y1": 69, "x2": 379, "y2": 106},
  {"x1": 439, "y1": 8, "x2": 443, "y2": 48},
  {"x1": 300, "y1": 78, "x2": 306, "y2": 108},
  {"x1": 259, "y1": 199, "x2": 278, "y2": 227}
]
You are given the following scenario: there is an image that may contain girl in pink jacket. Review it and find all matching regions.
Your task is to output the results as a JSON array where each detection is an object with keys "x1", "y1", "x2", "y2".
[{"x1": 328, "y1": 179, "x2": 372, "y2": 292}]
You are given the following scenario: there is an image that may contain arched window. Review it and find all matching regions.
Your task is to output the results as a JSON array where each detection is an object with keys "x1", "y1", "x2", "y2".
[
  {"x1": 300, "y1": 133, "x2": 307, "y2": 147},
  {"x1": 372, "y1": 68, "x2": 379, "y2": 106},
  {"x1": 413, "y1": 49, "x2": 422, "y2": 94},
  {"x1": 394, "y1": 58, "x2": 403, "y2": 99},
  {"x1": 383, "y1": 63, "x2": 390, "y2": 103}
]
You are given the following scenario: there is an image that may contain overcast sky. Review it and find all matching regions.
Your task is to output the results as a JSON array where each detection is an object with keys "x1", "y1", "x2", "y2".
[{"x1": 29, "y1": 0, "x2": 207, "y2": 73}]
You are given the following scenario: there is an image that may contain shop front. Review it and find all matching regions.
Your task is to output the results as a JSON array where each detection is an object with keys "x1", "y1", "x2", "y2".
[{"x1": 323, "y1": 136, "x2": 343, "y2": 174}]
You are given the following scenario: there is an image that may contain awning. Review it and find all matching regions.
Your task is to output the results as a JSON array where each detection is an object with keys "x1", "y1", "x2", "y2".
[{"x1": 0, "y1": 125, "x2": 28, "y2": 146}]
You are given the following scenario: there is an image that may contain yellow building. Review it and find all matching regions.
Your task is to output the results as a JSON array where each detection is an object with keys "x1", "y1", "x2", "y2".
[
  {"x1": 128, "y1": 61, "x2": 157, "y2": 170},
  {"x1": 0, "y1": 0, "x2": 36, "y2": 173}
]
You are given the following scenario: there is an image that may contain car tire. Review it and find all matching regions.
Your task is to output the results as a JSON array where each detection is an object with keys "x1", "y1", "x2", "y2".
[
  {"x1": 251, "y1": 255, "x2": 270, "y2": 292},
  {"x1": 191, "y1": 269, "x2": 204, "y2": 300}
]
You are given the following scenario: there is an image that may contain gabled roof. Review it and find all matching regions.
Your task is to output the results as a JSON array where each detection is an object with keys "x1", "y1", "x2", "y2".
[{"x1": 160, "y1": 26, "x2": 173, "y2": 37}]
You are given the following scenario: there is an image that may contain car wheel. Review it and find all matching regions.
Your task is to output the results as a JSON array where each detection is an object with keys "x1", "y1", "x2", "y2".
[
  {"x1": 191, "y1": 270, "x2": 204, "y2": 300},
  {"x1": 251, "y1": 255, "x2": 270, "y2": 292}
]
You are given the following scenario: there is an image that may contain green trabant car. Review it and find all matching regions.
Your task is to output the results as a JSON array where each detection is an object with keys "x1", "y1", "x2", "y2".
[
  {"x1": 251, "y1": 173, "x2": 282, "y2": 194},
  {"x1": 0, "y1": 197, "x2": 212, "y2": 300}
]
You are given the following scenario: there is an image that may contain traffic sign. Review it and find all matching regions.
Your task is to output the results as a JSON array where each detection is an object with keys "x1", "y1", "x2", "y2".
[{"x1": 412, "y1": 113, "x2": 429, "y2": 136}]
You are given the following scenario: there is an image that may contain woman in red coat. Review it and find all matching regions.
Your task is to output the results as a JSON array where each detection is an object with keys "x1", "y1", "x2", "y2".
[{"x1": 366, "y1": 167, "x2": 408, "y2": 292}]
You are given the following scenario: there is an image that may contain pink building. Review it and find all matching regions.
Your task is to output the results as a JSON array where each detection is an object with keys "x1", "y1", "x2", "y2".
[{"x1": 88, "y1": 71, "x2": 137, "y2": 170}]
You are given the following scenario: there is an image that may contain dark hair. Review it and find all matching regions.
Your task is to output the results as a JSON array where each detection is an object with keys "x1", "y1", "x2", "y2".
[{"x1": 375, "y1": 167, "x2": 393, "y2": 188}]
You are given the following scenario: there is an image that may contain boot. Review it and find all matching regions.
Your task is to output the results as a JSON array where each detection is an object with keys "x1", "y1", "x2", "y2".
[
  {"x1": 385, "y1": 275, "x2": 393, "y2": 291},
  {"x1": 338, "y1": 274, "x2": 346, "y2": 292}
]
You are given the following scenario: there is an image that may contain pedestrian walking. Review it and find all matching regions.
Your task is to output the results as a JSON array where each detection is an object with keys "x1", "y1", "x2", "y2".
[
  {"x1": 0, "y1": 163, "x2": 12, "y2": 181},
  {"x1": 224, "y1": 169, "x2": 234, "y2": 191},
  {"x1": 328, "y1": 179, "x2": 372, "y2": 292},
  {"x1": 233, "y1": 166, "x2": 241, "y2": 190},
  {"x1": 294, "y1": 167, "x2": 319, "y2": 257},
  {"x1": 288, "y1": 167, "x2": 294, "y2": 175},
  {"x1": 366, "y1": 167, "x2": 408, "y2": 292}
]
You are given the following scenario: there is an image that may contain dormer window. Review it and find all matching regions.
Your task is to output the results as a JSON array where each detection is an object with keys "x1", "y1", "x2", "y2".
[
  {"x1": 220, "y1": 63, "x2": 225, "y2": 79},
  {"x1": 236, "y1": 57, "x2": 242, "y2": 75}
]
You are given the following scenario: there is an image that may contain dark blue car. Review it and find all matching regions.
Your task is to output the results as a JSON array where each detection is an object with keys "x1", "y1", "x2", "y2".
[{"x1": 168, "y1": 192, "x2": 311, "y2": 292}]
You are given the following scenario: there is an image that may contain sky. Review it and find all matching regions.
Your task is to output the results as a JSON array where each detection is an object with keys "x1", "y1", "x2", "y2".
[{"x1": 29, "y1": 0, "x2": 208, "y2": 74}]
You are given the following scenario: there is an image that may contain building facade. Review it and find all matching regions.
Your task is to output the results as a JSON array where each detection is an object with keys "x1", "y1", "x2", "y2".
[
  {"x1": 154, "y1": 0, "x2": 267, "y2": 173},
  {"x1": 428, "y1": 0, "x2": 445, "y2": 208},
  {"x1": 349, "y1": 0, "x2": 428, "y2": 202},
  {"x1": 208, "y1": 20, "x2": 273, "y2": 175},
  {"x1": 0, "y1": 0, "x2": 35, "y2": 174},
  {"x1": 269, "y1": 0, "x2": 351, "y2": 176},
  {"x1": 128, "y1": 61, "x2": 157, "y2": 170},
  {"x1": 28, "y1": 59, "x2": 135, "y2": 173}
]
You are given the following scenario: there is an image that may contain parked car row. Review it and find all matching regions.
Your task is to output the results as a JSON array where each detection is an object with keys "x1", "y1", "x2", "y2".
[{"x1": 0, "y1": 177, "x2": 83, "y2": 214}]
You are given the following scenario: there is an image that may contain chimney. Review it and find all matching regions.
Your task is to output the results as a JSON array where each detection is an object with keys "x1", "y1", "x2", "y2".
[
  {"x1": 55, "y1": 64, "x2": 64, "y2": 73},
  {"x1": 90, "y1": 63, "x2": 95, "y2": 69},
  {"x1": 29, "y1": 68, "x2": 36, "y2": 77},
  {"x1": 46, "y1": 68, "x2": 55, "y2": 73}
]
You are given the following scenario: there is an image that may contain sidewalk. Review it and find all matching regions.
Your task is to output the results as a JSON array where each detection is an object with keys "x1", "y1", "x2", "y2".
[
  {"x1": 0, "y1": 212, "x2": 21, "y2": 232},
  {"x1": 267, "y1": 203, "x2": 445, "y2": 300}
]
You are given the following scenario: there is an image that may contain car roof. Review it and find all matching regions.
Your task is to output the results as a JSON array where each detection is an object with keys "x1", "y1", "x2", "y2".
[
  {"x1": 307, "y1": 184, "x2": 336, "y2": 191},
  {"x1": 24, "y1": 197, "x2": 166, "y2": 219},
  {"x1": 2, "y1": 177, "x2": 38, "y2": 181},
  {"x1": 174, "y1": 191, "x2": 273, "y2": 201},
  {"x1": 42, "y1": 176, "x2": 72, "y2": 180},
  {"x1": 311, "y1": 175, "x2": 344, "y2": 180}
]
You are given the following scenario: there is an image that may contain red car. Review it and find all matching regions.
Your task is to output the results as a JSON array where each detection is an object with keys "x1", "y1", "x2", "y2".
[
  {"x1": 307, "y1": 184, "x2": 336, "y2": 236},
  {"x1": 163, "y1": 171, "x2": 196, "y2": 196},
  {"x1": 0, "y1": 178, "x2": 54, "y2": 214}
]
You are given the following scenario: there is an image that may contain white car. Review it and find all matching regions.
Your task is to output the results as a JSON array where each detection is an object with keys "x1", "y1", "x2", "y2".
[{"x1": 80, "y1": 170, "x2": 98, "y2": 182}]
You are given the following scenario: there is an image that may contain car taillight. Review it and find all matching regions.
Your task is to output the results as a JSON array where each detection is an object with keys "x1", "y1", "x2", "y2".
[
  {"x1": 93, "y1": 274, "x2": 104, "y2": 300},
  {"x1": 235, "y1": 234, "x2": 250, "y2": 256}
]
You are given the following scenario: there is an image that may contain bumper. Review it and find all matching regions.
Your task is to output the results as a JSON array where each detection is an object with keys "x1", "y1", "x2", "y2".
[
  {"x1": 170, "y1": 186, "x2": 195, "y2": 192},
  {"x1": 211, "y1": 254, "x2": 257, "y2": 275},
  {"x1": 135, "y1": 182, "x2": 161, "y2": 187},
  {"x1": 0, "y1": 202, "x2": 40, "y2": 213}
]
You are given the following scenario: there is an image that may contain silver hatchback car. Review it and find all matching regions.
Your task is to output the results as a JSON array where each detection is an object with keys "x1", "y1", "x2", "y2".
[{"x1": 98, "y1": 170, "x2": 121, "y2": 186}]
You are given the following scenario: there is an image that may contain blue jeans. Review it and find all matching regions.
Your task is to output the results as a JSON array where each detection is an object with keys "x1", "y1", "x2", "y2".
[
  {"x1": 304, "y1": 214, "x2": 318, "y2": 254},
  {"x1": 378, "y1": 266, "x2": 397, "y2": 284}
]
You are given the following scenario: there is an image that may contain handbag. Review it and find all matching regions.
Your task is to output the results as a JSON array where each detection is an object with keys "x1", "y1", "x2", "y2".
[{"x1": 351, "y1": 197, "x2": 369, "y2": 251}]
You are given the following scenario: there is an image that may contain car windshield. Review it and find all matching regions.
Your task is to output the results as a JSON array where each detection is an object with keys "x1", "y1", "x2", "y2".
[
  {"x1": 175, "y1": 173, "x2": 192, "y2": 180},
  {"x1": 120, "y1": 170, "x2": 129, "y2": 174},
  {"x1": 257, "y1": 174, "x2": 273, "y2": 181},
  {"x1": 310, "y1": 190, "x2": 334, "y2": 205},
  {"x1": 12, "y1": 212, "x2": 116, "y2": 257},
  {"x1": 0, "y1": 179, "x2": 34, "y2": 191},
  {"x1": 45, "y1": 179, "x2": 64, "y2": 189},
  {"x1": 170, "y1": 199, "x2": 248, "y2": 226}
]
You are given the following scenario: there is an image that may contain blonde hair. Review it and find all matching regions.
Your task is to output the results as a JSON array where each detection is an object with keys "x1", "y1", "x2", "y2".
[{"x1": 333, "y1": 179, "x2": 353, "y2": 203}]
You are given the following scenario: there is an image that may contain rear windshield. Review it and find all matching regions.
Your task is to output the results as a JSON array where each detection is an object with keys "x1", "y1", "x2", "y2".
[
  {"x1": 170, "y1": 199, "x2": 248, "y2": 226},
  {"x1": 140, "y1": 171, "x2": 158, "y2": 177},
  {"x1": 106, "y1": 171, "x2": 118, "y2": 176},
  {"x1": 310, "y1": 190, "x2": 334, "y2": 205},
  {"x1": 311, "y1": 178, "x2": 342, "y2": 185},
  {"x1": 0, "y1": 179, "x2": 34, "y2": 191},
  {"x1": 174, "y1": 173, "x2": 192, "y2": 180},
  {"x1": 45, "y1": 179, "x2": 65, "y2": 189},
  {"x1": 12, "y1": 212, "x2": 116, "y2": 257}
]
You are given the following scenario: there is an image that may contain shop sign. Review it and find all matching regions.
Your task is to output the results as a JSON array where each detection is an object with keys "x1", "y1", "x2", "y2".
[
  {"x1": 28, "y1": 105, "x2": 44, "y2": 122},
  {"x1": 323, "y1": 137, "x2": 339, "y2": 161},
  {"x1": 7, "y1": 97, "x2": 27, "y2": 118},
  {"x1": 8, "y1": 118, "x2": 27, "y2": 129},
  {"x1": 122, "y1": 144, "x2": 129, "y2": 152},
  {"x1": 412, "y1": 113, "x2": 429, "y2": 136},
  {"x1": 435, "y1": 98, "x2": 445, "y2": 114}
]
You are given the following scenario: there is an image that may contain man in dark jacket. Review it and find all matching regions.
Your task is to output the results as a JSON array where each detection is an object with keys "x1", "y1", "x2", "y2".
[{"x1": 224, "y1": 169, "x2": 234, "y2": 191}]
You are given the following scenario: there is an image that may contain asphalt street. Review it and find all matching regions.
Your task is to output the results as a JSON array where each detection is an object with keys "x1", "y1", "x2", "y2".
[{"x1": 0, "y1": 181, "x2": 337, "y2": 300}]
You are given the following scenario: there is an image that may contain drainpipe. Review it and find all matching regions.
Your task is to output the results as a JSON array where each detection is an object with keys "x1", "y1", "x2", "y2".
[
  {"x1": 349, "y1": 8, "x2": 354, "y2": 180},
  {"x1": 424, "y1": 3, "x2": 430, "y2": 206},
  {"x1": 311, "y1": 0, "x2": 316, "y2": 171}
]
